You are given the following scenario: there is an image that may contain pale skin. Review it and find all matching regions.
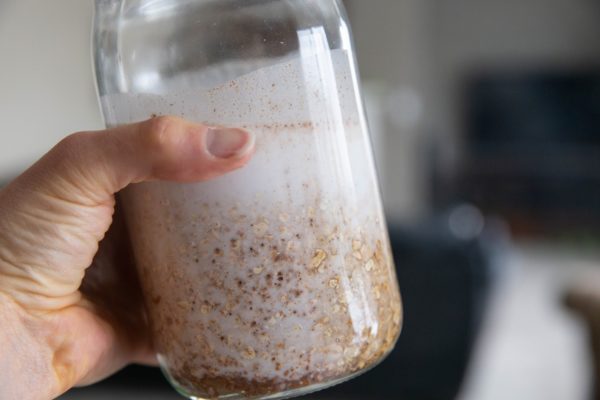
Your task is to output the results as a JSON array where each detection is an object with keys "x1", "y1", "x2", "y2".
[{"x1": 0, "y1": 116, "x2": 255, "y2": 400}]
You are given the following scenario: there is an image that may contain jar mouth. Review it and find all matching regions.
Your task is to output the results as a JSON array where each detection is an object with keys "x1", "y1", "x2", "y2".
[{"x1": 94, "y1": 0, "x2": 352, "y2": 96}]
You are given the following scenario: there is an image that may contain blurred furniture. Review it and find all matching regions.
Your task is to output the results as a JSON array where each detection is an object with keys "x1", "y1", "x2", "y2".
[
  {"x1": 437, "y1": 70, "x2": 600, "y2": 236},
  {"x1": 565, "y1": 275, "x2": 600, "y2": 400},
  {"x1": 325, "y1": 217, "x2": 497, "y2": 400}
]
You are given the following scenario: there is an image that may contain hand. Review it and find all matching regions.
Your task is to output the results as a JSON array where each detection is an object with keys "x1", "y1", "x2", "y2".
[{"x1": 0, "y1": 116, "x2": 255, "y2": 400}]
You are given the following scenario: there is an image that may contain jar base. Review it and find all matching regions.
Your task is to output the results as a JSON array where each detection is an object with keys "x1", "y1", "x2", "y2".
[
  {"x1": 168, "y1": 369, "x2": 364, "y2": 400},
  {"x1": 160, "y1": 347, "x2": 396, "y2": 400}
]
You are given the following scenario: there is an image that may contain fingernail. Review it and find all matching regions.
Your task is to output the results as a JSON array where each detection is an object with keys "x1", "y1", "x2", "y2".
[{"x1": 206, "y1": 128, "x2": 254, "y2": 159}]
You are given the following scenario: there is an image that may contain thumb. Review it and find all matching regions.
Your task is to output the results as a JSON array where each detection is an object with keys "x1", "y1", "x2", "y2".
[
  {"x1": 46, "y1": 115, "x2": 255, "y2": 201},
  {"x1": 0, "y1": 116, "x2": 255, "y2": 310}
]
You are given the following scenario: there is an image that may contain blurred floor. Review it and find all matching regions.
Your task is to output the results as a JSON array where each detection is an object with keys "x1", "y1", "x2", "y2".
[
  {"x1": 59, "y1": 243, "x2": 598, "y2": 400},
  {"x1": 59, "y1": 390, "x2": 181, "y2": 400},
  {"x1": 459, "y1": 243, "x2": 596, "y2": 400}
]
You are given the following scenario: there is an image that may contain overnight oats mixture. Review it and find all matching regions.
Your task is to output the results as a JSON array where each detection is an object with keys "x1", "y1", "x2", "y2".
[{"x1": 103, "y1": 49, "x2": 402, "y2": 398}]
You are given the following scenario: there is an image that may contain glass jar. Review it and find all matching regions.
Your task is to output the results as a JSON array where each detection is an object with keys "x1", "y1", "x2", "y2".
[{"x1": 93, "y1": 1, "x2": 402, "y2": 399}]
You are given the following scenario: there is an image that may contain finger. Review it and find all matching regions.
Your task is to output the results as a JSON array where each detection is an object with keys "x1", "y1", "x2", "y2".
[
  {"x1": 81, "y1": 202, "x2": 147, "y2": 336},
  {"x1": 0, "y1": 116, "x2": 255, "y2": 310},
  {"x1": 29, "y1": 115, "x2": 255, "y2": 205},
  {"x1": 81, "y1": 202, "x2": 158, "y2": 367}
]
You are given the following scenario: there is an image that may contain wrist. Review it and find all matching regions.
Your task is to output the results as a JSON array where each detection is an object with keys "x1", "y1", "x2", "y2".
[{"x1": 0, "y1": 290, "x2": 62, "y2": 400}]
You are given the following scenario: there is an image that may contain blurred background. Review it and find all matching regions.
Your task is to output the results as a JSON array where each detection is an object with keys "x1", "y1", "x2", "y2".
[{"x1": 2, "y1": 0, "x2": 600, "y2": 399}]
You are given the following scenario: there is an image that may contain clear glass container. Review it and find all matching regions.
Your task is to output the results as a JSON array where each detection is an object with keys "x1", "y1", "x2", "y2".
[{"x1": 93, "y1": 1, "x2": 402, "y2": 399}]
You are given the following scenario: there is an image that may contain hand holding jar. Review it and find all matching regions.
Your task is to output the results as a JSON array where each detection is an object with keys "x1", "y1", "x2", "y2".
[{"x1": 0, "y1": 118, "x2": 255, "y2": 400}]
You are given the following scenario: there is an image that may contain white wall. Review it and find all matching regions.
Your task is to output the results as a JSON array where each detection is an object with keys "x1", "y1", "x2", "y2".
[{"x1": 0, "y1": 0, "x2": 102, "y2": 178}]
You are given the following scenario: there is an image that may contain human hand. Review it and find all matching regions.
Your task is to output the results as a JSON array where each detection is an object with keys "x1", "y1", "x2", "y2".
[{"x1": 0, "y1": 116, "x2": 255, "y2": 400}]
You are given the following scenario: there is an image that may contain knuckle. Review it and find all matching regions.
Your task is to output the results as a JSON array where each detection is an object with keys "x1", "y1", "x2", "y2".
[
  {"x1": 54, "y1": 131, "x2": 90, "y2": 157},
  {"x1": 144, "y1": 115, "x2": 181, "y2": 150}
]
